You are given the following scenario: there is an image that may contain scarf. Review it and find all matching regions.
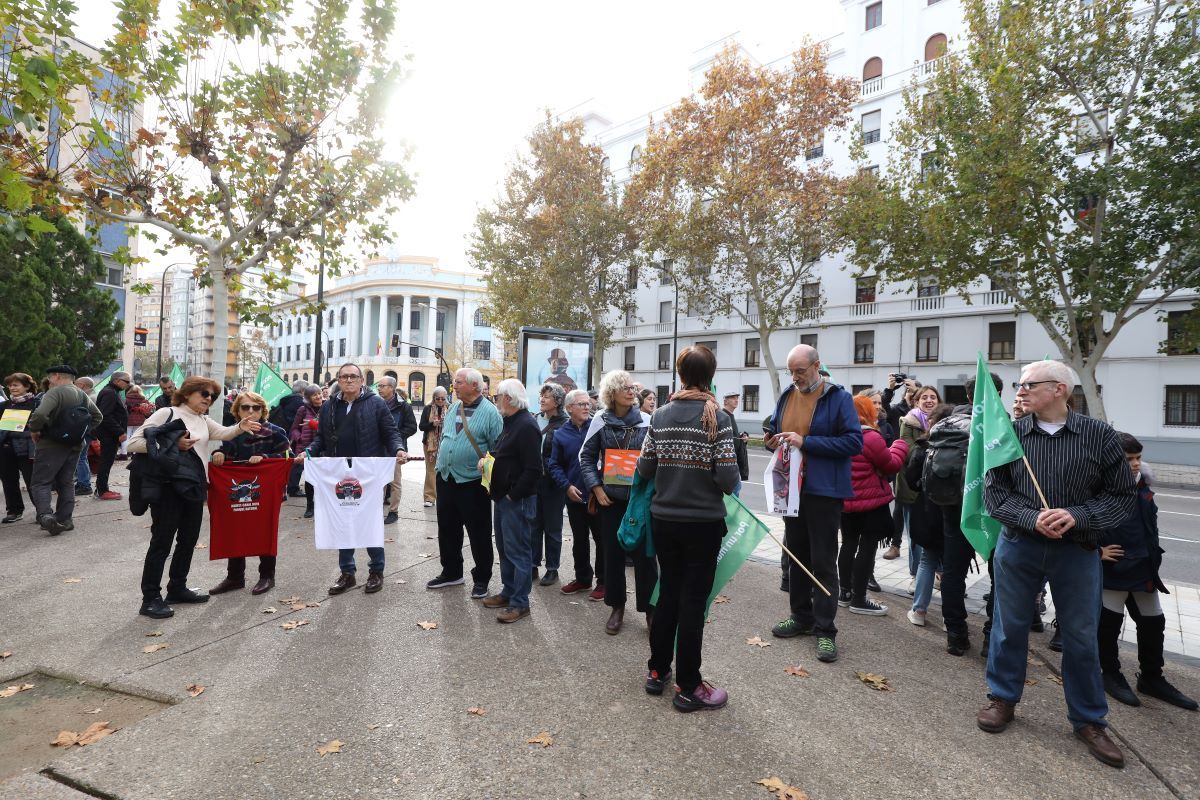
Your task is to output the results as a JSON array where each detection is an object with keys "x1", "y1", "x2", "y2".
[
  {"x1": 8, "y1": 392, "x2": 34, "y2": 404},
  {"x1": 672, "y1": 388, "x2": 719, "y2": 441}
]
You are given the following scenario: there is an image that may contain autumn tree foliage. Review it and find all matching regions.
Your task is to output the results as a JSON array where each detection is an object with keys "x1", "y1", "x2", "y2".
[
  {"x1": 838, "y1": 0, "x2": 1200, "y2": 419},
  {"x1": 626, "y1": 43, "x2": 858, "y2": 398},
  {"x1": 18, "y1": 0, "x2": 412, "y2": 413},
  {"x1": 470, "y1": 114, "x2": 636, "y2": 382}
]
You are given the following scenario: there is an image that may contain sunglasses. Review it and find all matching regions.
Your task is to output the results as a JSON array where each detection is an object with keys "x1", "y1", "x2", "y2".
[
  {"x1": 240, "y1": 404, "x2": 263, "y2": 411},
  {"x1": 198, "y1": 390, "x2": 218, "y2": 400}
]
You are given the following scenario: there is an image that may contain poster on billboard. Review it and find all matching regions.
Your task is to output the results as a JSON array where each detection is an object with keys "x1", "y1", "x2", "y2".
[{"x1": 518, "y1": 327, "x2": 594, "y2": 393}]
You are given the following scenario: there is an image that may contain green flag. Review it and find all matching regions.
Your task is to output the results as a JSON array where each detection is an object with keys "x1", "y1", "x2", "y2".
[
  {"x1": 650, "y1": 494, "x2": 770, "y2": 616},
  {"x1": 143, "y1": 386, "x2": 161, "y2": 402},
  {"x1": 169, "y1": 363, "x2": 186, "y2": 387},
  {"x1": 253, "y1": 361, "x2": 290, "y2": 409},
  {"x1": 94, "y1": 365, "x2": 125, "y2": 392},
  {"x1": 960, "y1": 352, "x2": 1025, "y2": 559}
]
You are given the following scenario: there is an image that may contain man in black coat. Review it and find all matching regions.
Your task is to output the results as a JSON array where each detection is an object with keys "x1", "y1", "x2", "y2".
[
  {"x1": 723, "y1": 392, "x2": 750, "y2": 494},
  {"x1": 378, "y1": 376, "x2": 417, "y2": 524},
  {"x1": 93, "y1": 371, "x2": 131, "y2": 500},
  {"x1": 297, "y1": 363, "x2": 407, "y2": 596},
  {"x1": 272, "y1": 381, "x2": 308, "y2": 496}
]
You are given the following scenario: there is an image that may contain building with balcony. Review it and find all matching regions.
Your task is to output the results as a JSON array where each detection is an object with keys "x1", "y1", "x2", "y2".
[
  {"x1": 592, "y1": 0, "x2": 1200, "y2": 465},
  {"x1": 267, "y1": 253, "x2": 509, "y2": 405}
]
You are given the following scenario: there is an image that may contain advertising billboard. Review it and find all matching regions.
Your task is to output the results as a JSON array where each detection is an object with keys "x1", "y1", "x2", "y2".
[{"x1": 518, "y1": 327, "x2": 594, "y2": 393}]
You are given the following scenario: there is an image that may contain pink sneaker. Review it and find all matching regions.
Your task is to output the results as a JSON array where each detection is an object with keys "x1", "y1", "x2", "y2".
[{"x1": 673, "y1": 680, "x2": 728, "y2": 712}]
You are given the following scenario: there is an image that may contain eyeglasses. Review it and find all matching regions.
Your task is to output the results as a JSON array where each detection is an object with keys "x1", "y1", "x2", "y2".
[
  {"x1": 198, "y1": 390, "x2": 218, "y2": 400},
  {"x1": 1012, "y1": 380, "x2": 1057, "y2": 391},
  {"x1": 240, "y1": 404, "x2": 263, "y2": 411},
  {"x1": 337, "y1": 374, "x2": 362, "y2": 381},
  {"x1": 617, "y1": 385, "x2": 637, "y2": 392},
  {"x1": 789, "y1": 363, "x2": 815, "y2": 376}
]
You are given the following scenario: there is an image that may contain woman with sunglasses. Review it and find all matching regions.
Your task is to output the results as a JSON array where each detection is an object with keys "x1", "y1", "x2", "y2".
[
  {"x1": 127, "y1": 376, "x2": 262, "y2": 619},
  {"x1": 209, "y1": 390, "x2": 290, "y2": 596}
]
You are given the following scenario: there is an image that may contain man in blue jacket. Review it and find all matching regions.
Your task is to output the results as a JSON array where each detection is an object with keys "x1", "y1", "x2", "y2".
[
  {"x1": 298, "y1": 363, "x2": 406, "y2": 596},
  {"x1": 766, "y1": 344, "x2": 863, "y2": 664}
]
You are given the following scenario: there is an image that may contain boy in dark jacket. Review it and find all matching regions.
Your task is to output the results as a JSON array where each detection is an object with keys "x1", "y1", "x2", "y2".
[{"x1": 1097, "y1": 432, "x2": 1197, "y2": 711}]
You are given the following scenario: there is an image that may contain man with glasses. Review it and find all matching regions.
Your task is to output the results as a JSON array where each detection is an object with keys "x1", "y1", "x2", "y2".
[
  {"x1": 977, "y1": 361, "x2": 1135, "y2": 769},
  {"x1": 93, "y1": 371, "x2": 131, "y2": 500},
  {"x1": 297, "y1": 363, "x2": 408, "y2": 596},
  {"x1": 766, "y1": 344, "x2": 862, "y2": 664}
]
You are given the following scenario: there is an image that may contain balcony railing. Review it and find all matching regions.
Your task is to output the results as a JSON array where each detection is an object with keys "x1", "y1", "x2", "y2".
[
  {"x1": 861, "y1": 76, "x2": 883, "y2": 96},
  {"x1": 911, "y1": 295, "x2": 945, "y2": 312},
  {"x1": 851, "y1": 302, "x2": 877, "y2": 317},
  {"x1": 982, "y1": 289, "x2": 1010, "y2": 305},
  {"x1": 918, "y1": 55, "x2": 946, "y2": 78}
]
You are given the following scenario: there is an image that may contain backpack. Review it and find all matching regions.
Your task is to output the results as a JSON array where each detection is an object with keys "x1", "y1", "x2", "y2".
[
  {"x1": 922, "y1": 416, "x2": 970, "y2": 506},
  {"x1": 44, "y1": 389, "x2": 92, "y2": 446}
]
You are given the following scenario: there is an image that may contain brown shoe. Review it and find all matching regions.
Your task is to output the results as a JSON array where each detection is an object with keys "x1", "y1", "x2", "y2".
[
  {"x1": 364, "y1": 571, "x2": 383, "y2": 594},
  {"x1": 606, "y1": 607, "x2": 624, "y2": 635},
  {"x1": 328, "y1": 573, "x2": 356, "y2": 595},
  {"x1": 976, "y1": 697, "x2": 1016, "y2": 733},
  {"x1": 482, "y1": 594, "x2": 509, "y2": 608},
  {"x1": 209, "y1": 576, "x2": 245, "y2": 595},
  {"x1": 496, "y1": 606, "x2": 530, "y2": 624},
  {"x1": 1075, "y1": 724, "x2": 1124, "y2": 768},
  {"x1": 250, "y1": 577, "x2": 274, "y2": 595},
  {"x1": 882, "y1": 545, "x2": 901, "y2": 560}
]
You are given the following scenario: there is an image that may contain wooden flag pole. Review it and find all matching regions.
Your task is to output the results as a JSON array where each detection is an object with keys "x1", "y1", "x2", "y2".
[
  {"x1": 1021, "y1": 455, "x2": 1051, "y2": 510},
  {"x1": 764, "y1": 527, "x2": 831, "y2": 597}
]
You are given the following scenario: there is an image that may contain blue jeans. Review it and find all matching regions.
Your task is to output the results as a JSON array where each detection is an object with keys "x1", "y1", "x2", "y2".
[
  {"x1": 530, "y1": 478, "x2": 565, "y2": 570},
  {"x1": 338, "y1": 547, "x2": 384, "y2": 575},
  {"x1": 75, "y1": 436, "x2": 92, "y2": 491},
  {"x1": 494, "y1": 495, "x2": 535, "y2": 609},
  {"x1": 732, "y1": 479, "x2": 742, "y2": 498},
  {"x1": 911, "y1": 547, "x2": 942, "y2": 613},
  {"x1": 986, "y1": 528, "x2": 1107, "y2": 730}
]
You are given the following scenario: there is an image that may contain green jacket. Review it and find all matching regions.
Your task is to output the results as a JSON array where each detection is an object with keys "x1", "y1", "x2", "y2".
[
  {"x1": 27, "y1": 384, "x2": 103, "y2": 447},
  {"x1": 435, "y1": 397, "x2": 503, "y2": 483},
  {"x1": 895, "y1": 415, "x2": 924, "y2": 505}
]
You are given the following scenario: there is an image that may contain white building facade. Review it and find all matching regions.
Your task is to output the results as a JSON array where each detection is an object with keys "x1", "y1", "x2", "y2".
[{"x1": 593, "y1": 0, "x2": 1200, "y2": 465}]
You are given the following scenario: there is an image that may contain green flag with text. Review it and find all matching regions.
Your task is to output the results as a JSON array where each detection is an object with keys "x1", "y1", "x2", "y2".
[
  {"x1": 253, "y1": 362, "x2": 290, "y2": 409},
  {"x1": 960, "y1": 353, "x2": 1024, "y2": 559},
  {"x1": 169, "y1": 363, "x2": 186, "y2": 388}
]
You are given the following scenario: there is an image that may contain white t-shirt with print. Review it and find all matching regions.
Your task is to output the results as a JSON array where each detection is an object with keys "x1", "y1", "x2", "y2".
[{"x1": 306, "y1": 457, "x2": 395, "y2": 550}]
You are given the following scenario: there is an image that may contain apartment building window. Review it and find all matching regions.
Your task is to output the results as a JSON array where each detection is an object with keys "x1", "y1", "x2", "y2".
[
  {"x1": 743, "y1": 385, "x2": 760, "y2": 413},
  {"x1": 327, "y1": 340, "x2": 333, "y2": 358},
  {"x1": 696, "y1": 340, "x2": 717, "y2": 355},
  {"x1": 916, "y1": 326, "x2": 940, "y2": 362},
  {"x1": 410, "y1": 309, "x2": 421, "y2": 329},
  {"x1": 865, "y1": 2, "x2": 883, "y2": 30},
  {"x1": 659, "y1": 300, "x2": 674, "y2": 324},
  {"x1": 328, "y1": 310, "x2": 335, "y2": 327},
  {"x1": 862, "y1": 110, "x2": 881, "y2": 144},
  {"x1": 1166, "y1": 310, "x2": 1200, "y2": 355},
  {"x1": 286, "y1": 319, "x2": 292, "y2": 335},
  {"x1": 630, "y1": 145, "x2": 642, "y2": 167},
  {"x1": 745, "y1": 337, "x2": 761, "y2": 367},
  {"x1": 473, "y1": 340, "x2": 491, "y2": 361},
  {"x1": 624, "y1": 346, "x2": 636, "y2": 371},
  {"x1": 338, "y1": 338, "x2": 346, "y2": 357},
  {"x1": 306, "y1": 316, "x2": 312, "y2": 331},
  {"x1": 624, "y1": 307, "x2": 637, "y2": 326},
  {"x1": 658, "y1": 343, "x2": 671, "y2": 370},
  {"x1": 800, "y1": 281, "x2": 821, "y2": 309},
  {"x1": 989, "y1": 321, "x2": 1016, "y2": 360},
  {"x1": 924, "y1": 33, "x2": 948, "y2": 62},
  {"x1": 277, "y1": 347, "x2": 283, "y2": 363},
  {"x1": 473, "y1": 307, "x2": 489, "y2": 327},
  {"x1": 659, "y1": 259, "x2": 674, "y2": 286},
  {"x1": 917, "y1": 275, "x2": 940, "y2": 297},
  {"x1": 1165, "y1": 386, "x2": 1200, "y2": 426},
  {"x1": 656, "y1": 385, "x2": 670, "y2": 407},
  {"x1": 854, "y1": 330, "x2": 875, "y2": 363},
  {"x1": 286, "y1": 345, "x2": 292, "y2": 361},
  {"x1": 340, "y1": 308, "x2": 347, "y2": 326},
  {"x1": 856, "y1": 276, "x2": 877, "y2": 304},
  {"x1": 305, "y1": 343, "x2": 312, "y2": 360},
  {"x1": 1076, "y1": 111, "x2": 1108, "y2": 154},
  {"x1": 800, "y1": 333, "x2": 818, "y2": 349},
  {"x1": 863, "y1": 57, "x2": 883, "y2": 81},
  {"x1": 627, "y1": 263, "x2": 639, "y2": 288},
  {"x1": 601, "y1": 156, "x2": 611, "y2": 172}
]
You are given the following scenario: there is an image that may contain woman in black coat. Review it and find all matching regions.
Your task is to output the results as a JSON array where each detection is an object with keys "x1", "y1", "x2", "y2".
[{"x1": 0, "y1": 373, "x2": 39, "y2": 523}]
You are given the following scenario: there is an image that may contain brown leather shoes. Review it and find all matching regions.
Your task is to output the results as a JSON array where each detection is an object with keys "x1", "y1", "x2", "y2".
[
  {"x1": 209, "y1": 576, "x2": 245, "y2": 595},
  {"x1": 606, "y1": 607, "x2": 624, "y2": 635},
  {"x1": 328, "y1": 573, "x2": 356, "y2": 595},
  {"x1": 364, "y1": 571, "x2": 383, "y2": 594},
  {"x1": 1075, "y1": 724, "x2": 1125, "y2": 768},
  {"x1": 496, "y1": 606, "x2": 530, "y2": 624},
  {"x1": 251, "y1": 577, "x2": 274, "y2": 595},
  {"x1": 976, "y1": 697, "x2": 1015, "y2": 733},
  {"x1": 482, "y1": 594, "x2": 509, "y2": 608}
]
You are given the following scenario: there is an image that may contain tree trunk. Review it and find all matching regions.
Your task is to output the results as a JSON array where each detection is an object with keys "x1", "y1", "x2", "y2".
[
  {"x1": 1074, "y1": 357, "x2": 1107, "y2": 422},
  {"x1": 207, "y1": 251, "x2": 232, "y2": 422},
  {"x1": 758, "y1": 326, "x2": 783, "y2": 401}
]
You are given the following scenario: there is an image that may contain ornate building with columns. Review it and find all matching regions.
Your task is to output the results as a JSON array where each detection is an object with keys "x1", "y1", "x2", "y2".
[{"x1": 267, "y1": 254, "x2": 511, "y2": 405}]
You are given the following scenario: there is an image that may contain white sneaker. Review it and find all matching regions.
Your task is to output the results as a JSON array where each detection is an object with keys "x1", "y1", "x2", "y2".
[
  {"x1": 907, "y1": 609, "x2": 927, "y2": 627},
  {"x1": 423, "y1": 500, "x2": 434, "y2": 508},
  {"x1": 905, "y1": 578, "x2": 915, "y2": 597}
]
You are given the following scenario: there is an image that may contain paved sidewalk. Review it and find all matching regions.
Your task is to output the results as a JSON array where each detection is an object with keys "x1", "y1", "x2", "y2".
[
  {"x1": 1, "y1": 465, "x2": 1197, "y2": 800},
  {"x1": 1146, "y1": 461, "x2": 1200, "y2": 490}
]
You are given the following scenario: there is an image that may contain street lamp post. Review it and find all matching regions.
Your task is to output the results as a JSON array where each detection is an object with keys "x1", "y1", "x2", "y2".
[
  {"x1": 398, "y1": 340, "x2": 451, "y2": 384},
  {"x1": 156, "y1": 262, "x2": 190, "y2": 380}
]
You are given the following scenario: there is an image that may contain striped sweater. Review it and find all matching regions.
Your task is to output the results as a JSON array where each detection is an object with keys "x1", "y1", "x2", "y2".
[{"x1": 637, "y1": 399, "x2": 740, "y2": 522}]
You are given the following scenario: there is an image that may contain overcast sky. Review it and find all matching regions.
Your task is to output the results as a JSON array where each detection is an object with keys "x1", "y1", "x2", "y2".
[{"x1": 73, "y1": 2, "x2": 842, "y2": 284}]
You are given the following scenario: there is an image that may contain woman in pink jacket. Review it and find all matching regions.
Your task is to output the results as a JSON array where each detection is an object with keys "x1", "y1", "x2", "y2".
[{"x1": 837, "y1": 394, "x2": 908, "y2": 616}]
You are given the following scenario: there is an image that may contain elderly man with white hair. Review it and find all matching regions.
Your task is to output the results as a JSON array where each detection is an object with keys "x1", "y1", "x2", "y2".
[
  {"x1": 478, "y1": 378, "x2": 541, "y2": 623},
  {"x1": 427, "y1": 368, "x2": 503, "y2": 597}
]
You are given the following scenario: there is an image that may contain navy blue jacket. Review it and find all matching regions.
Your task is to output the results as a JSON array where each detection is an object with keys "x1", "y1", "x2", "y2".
[
  {"x1": 382, "y1": 396, "x2": 418, "y2": 449},
  {"x1": 548, "y1": 417, "x2": 589, "y2": 500},
  {"x1": 308, "y1": 387, "x2": 403, "y2": 458},
  {"x1": 765, "y1": 382, "x2": 863, "y2": 499},
  {"x1": 1100, "y1": 477, "x2": 1167, "y2": 594}
]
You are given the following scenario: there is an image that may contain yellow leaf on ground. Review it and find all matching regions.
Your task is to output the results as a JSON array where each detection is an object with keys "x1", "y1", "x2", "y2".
[
  {"x1": 0, "y1": 683, "x2": 34, "y2": 698},
  {"x1": 63, "y1": 578, "x2": 82, "y2": 584},
  {"x1": 714, "y1": 595, "x2": 730, "y2": 604},
  {"x1": 186, "y1": 684, "x2": 205, "y2": 697},
  {"x1": 746, "y1": 636, "x2": 771, "y2": 648},
  {"x1": 193, "y1": 543, "x2": 207, "y2": 550},
  {"x1": 526, "y1": 732, "x2": 553, "y2": 748},
  {"x1": 142, "y1": 643, "x2": 169, "y2": 653},
  {"x1": 317, "y1": 740, "x2": 343, "y2": 756},
  {"x1": 144, "y1": 631, "x2": 164, "y2": 637},
  {"x1": 0, "y1": 651, "x2": 12, "y2": 659},
  {"x1": 784, "y1": 666, "x2": 811, "y2": 678},
  {"x1": 467, "y1": 707, "x2": 487, "y2": 716},
  {"x1": 1048, "y1": 674, "x2": 1064, "y2": 685},
  {"x1": 1025, "y1": 678, "x2": 1038, "y2": 686},
  {"x1": 76, "y1": 721, "x2": 116, "y2": 746},
  {"x1": 51, "y1": 731, "x2": 79, "y2": 747},
  {"x1": 417, "y1": 621, "x2": 438, "y2": 630},
  {"x1": 281, "y1": 620, "x2": 310, "y2": 631},
  {"x1": 277, "y1": 596, "x2": 301, "y2": 604},
  {"x1": 262, "y1": 607, "x2": 278, "y2": 614},
  {"x1": 289, "y1": 603, "x2": 307, "y2": 612},
  {"x1": 854, "y1": 671, "x2": 893, "y2": 692},
  {"x1": 305, "y1": 602, "x2": 321, "y2": 608},
  {"x1": 756, "y1": 776, "x2": 809, "y2": 799}
]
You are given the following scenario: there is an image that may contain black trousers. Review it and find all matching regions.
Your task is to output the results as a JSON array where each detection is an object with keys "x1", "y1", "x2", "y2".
[
  {"x1": 566, "y1": 499, "x2": 603, "y2": 584},
  {"x1": 227, "y1": 555, "x2": 276, "y2": 580},
  {"x1": 435, "y1": 474, "x2": 493, "y2": 584},
  {"x1": 940, "y1": 502, "x2": 974, "y2": 638},
  {"x1": 140, "y1": 483, "x2": 205, "y2": 601},
  {"x1": 839, "y1": 504, "x2": 892, "y2": 602},
  {"x1": 648, "y1": 517, "x2": 724, "y2": 691},
  {"x1": 600, "y1": 499, "x2": 657, "y2": 612},
  {"x1": 785, "y1": 494, "x2": 843, "y2": 637},
  {"x1": 287, "y1": 461, "x2": 304, "y2": 495},
  {"x1": 95, "y1": 432, "x2": 120, "y2": 494},
  {"x1": 0, "y1": 442, "x2": 34, "y2": 514}
]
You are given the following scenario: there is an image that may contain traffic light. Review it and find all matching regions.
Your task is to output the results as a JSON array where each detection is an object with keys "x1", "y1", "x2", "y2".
[{"x1": 390, "y1": 333, "x2": 399, "y2": 349}]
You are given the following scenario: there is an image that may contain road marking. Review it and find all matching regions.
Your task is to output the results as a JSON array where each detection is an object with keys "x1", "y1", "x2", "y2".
[
  {"x1": 1160, "y1": 510, "x2": 1200, "y2": 518},
  {"x1": 1154, "y1": 492, "x2": 1200, "y2": 500},
  {"x1": 1160, "y1": 535, "x2": 1200, "y2": 544}
]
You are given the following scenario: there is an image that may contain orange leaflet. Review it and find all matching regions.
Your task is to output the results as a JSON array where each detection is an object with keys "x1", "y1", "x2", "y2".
[{"x1": 602, "y1": 449, "x2": 639, "y2": 487}]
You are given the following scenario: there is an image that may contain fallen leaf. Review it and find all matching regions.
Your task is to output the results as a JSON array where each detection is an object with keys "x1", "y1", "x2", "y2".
[
  {"x1": 756, "y1": 776, "x2": 809, "y2": 800},
  {"x1": 144, "y1": 631, "x2": 164, "y2": 637},
  {"x1": 367, "y1": 724, "x2": 380, "y2": 730},
  {"x1": 289, "y1": 603, "x2": 307, "y2": 612},
  {"x1": 186, "y1": 684, "x2": 205, "y2": 698},
  {"x1": 63, "y1": 578, "x2": 82, "y2": 584},
  {"x1": 85, "y1": 708, "x2": 101, "y2": 714},
  {"x1": 305, "y1": 601, "x2": 321, "y2": 608},
  {"x1": 394, "y1": 579, "x2": 408, "y2": 585},
  {"x1": 262, "y1": 607, "x2": 278, "y2": 614},
  {"x1": 417, "y1": 552, "x2": 433, "y2": 558},
  {"x1": 252, "y1": 757, "x2": 267, "y2": 764},
  {"x1": 784, "y1": 666, "x2": 811, "y2": 678},
  {"x1": 526, "y1": 732, "x2": 553, "y2": 748},
  {"x1": 568, "y1": 601, "x2": 580, "y2": 605},
  {"x1": 854, "y1": 671, "x2": 893, "y2": 692},
  {"x1": 77, "y1": 721, "x2": 116, "y2": 745},
  {"x1": 194, "y1": 543, "x2": 207, "y2": 550},
  {"x1": 384, "y1": 537, "x2": 395, "y2": 543},
  {"x1": 142, "y1": 643, "x2": 169, "y2": 653},
  {"x1": 746, "y1": 636, "x2": 771, "y2": 648},
  {"x1": 714, "y1": 595, "x2": 730, "y2": 604},
  {"x1": 1047, "y1": 674, "x2": 1063, "y2": 685},
  {"x1": 317, "y1": 740, "x2": 343, "y2": 756},
  {"x1": 51, "y1": 731, "x2": 78, "y2": 747},
  {"x1": 0, "y1": 683, "x2": 34, "y2": 698},
  {"x1": 467, "y1": 707, "x2": 487, "y2": 716},
  {"x1": 1027, "y1": 656, "x2": 1045, "y2": 667},
  {"x1": 280, "y1": 620, "x2": 310, "y2": 631},
  {"x1": 1024, "y1": 678, "x2": 1038, "y2": 686},
  {"x1": 416, "y1": 621, "x2": 438, "y2": 631},
  {"x1": 0, "y1": 651, "x2": 12, "y2": 659},
  {"x1": 277, "y1": 596, "x2": 301, "y2": 605}
]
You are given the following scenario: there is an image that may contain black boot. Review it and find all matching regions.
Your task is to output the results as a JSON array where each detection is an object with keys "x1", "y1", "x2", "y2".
[
  {"x1": 1134, "y1": 614, "x2": 1198, "y2": 710},
  {"x1": 1097, "y1": 607, "x2": 1126, "y2": 676}
]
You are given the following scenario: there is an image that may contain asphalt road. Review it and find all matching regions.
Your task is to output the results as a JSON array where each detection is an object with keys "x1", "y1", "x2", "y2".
[{"x1": 739, "y1": 447, "x2": 1200, "y2": 588}]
